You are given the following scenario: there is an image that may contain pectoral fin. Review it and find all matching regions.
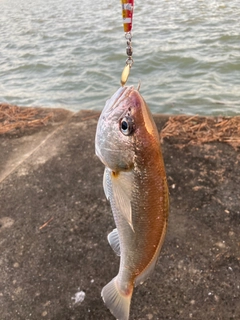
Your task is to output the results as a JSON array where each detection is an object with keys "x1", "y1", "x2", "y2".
[
  {"x1": 107, "y1": 228, "x2": 121, "y2": 256},
  {"x1": 110, "y1": 170, "x2": 133, "y2": 230}
]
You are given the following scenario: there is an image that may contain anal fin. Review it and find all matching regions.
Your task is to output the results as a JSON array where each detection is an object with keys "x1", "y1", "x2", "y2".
[{"x1": 107, "y1": 228, "x2": 121, "y2": 256}]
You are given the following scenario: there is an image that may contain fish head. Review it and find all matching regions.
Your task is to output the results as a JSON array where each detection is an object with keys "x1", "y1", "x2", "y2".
[{"x1": 95, "y1": 86, "x2": 159, "y2": 171}]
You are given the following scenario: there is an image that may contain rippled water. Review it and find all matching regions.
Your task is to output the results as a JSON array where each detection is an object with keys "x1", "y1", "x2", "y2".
[{"x1": 1, "y1": 0, "x2": 240, "y2": 115}]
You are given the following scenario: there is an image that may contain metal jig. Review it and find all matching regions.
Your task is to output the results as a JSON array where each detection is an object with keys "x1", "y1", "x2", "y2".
[{"x1": 120, "y1": 0, "x2": 134, "y2": 86}]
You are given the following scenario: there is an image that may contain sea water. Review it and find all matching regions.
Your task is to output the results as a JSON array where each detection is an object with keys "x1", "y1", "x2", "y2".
[{"x1": 1, "y1": 0, "x2": 240, "y2": 115}]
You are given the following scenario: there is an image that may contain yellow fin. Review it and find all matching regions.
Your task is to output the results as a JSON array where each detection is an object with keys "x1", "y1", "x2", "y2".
[{"x1": 110, "y1": 170, "x2": 133, "y2": 230}]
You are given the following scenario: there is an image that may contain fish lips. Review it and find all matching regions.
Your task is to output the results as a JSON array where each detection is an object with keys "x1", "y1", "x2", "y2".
[{"x1": 100, "y1": 86, "x2": 133, "y2": 118}]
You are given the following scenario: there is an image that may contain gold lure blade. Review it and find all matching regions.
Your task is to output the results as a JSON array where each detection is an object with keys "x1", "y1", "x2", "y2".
[{"x1": 121, "y1": 64, "x2": 130, "y2": 87}]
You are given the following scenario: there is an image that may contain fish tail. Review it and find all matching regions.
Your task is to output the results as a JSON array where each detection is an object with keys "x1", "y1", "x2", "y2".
[{"x1": 101, "y1": 276, "x2": 133, "y2": 320}]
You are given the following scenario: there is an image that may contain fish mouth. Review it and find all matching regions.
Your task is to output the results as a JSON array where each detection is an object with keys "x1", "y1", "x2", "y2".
[
  {"x1": 95, "y1": 86, "x2": 136, "y2": 168},
  {"x1": 102, "y1": 86, "x2": 134, "y2": 117}
]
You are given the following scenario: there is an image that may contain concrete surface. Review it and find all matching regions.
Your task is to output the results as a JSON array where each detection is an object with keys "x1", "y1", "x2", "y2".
[{"x1": 0, "y1": 109, "x2": 239, "y2": 320}]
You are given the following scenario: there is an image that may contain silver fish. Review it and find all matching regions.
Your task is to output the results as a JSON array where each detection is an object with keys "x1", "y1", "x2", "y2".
[{"x1": 95, "y1": 86, "x2": 169, "y2": 320}]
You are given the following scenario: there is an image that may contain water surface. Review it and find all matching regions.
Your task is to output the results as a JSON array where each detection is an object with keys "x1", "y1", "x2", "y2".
[{"x1": 1, "y1": 0, "x2": 240, "y2": 115}]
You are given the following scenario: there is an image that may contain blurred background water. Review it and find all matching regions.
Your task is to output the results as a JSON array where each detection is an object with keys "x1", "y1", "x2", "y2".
[{"x1": 0, "y1": 0, "x2": 240, "y2": 115}]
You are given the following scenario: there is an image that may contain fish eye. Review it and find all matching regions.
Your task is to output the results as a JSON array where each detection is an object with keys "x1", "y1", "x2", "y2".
[{"x1": 119, "y1": 116, "x2": 135, "y2": 136}]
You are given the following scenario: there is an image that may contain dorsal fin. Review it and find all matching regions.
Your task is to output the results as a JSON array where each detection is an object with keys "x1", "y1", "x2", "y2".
[{"x1": 135, "y1": 220, "x2": 168, "y2": 287}]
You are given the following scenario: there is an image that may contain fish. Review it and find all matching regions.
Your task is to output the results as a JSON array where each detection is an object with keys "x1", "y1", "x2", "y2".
[{"x1": 95, "y1": 85, "x2": 169, "y2": 320}]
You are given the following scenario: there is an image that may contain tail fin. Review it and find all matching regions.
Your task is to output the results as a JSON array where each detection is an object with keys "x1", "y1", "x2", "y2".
[{"x1": 101, "y1": 277, "x2": 133, "y2": 320}]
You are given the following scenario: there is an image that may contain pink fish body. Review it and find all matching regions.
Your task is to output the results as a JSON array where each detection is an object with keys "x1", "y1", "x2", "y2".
[{"x1": 95, "y1": 86, "x2": 169, "y2": 320}]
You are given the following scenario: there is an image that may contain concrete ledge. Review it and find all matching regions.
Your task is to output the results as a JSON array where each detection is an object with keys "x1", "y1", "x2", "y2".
[{"x1": 0, "y1": 108, "x2": 239, "y2": 320}]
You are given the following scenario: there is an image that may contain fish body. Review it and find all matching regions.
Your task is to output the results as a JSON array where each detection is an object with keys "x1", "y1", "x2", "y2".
[{"x1": 95, "y1": 86, "x2": 169, "y2": 320}]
